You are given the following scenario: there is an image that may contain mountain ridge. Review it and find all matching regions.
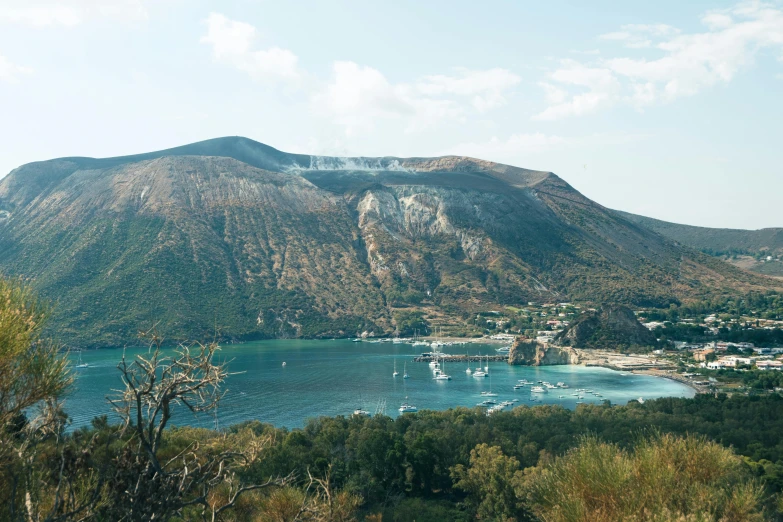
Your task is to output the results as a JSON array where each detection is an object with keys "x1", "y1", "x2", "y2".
[
  {"x1": 617, "y1": 210, "x2": 783, "y2": 277},
  {"x1": 1, "y1": 137, "x2": 779, "y2": 347}
]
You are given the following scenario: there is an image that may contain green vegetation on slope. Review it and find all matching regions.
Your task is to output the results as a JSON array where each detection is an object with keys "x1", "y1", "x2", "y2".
[{"x1": 618, "y1": 210, "x2": 783, "y2": 277}]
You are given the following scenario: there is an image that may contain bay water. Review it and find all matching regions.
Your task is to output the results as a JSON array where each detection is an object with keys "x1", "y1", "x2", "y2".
[{"x1": 65, "y1": 339, "x2": 695, "y2": 430}]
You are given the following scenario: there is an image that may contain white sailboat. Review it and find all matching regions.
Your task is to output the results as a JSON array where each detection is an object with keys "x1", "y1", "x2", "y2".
[
  {"x1": 484, "y1": 354, "x2": 489, "y2": 373},
  {"x1": 480, "y1": 370, "x2": 497, "y2": 396},
  {"x1": 75, "y1": 350, "x2": 88, "y2": 369},
  {"x1": 465, "y1": 351, "x2": 472, "y2": 374},
  {"x1": 393, "y1": 359, "x2": 399, "y2": 377},
  {"x1": 403, "y1": 362, "x2": 409, "y2": 379}
]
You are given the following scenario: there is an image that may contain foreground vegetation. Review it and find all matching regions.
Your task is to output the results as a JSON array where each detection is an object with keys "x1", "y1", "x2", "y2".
[{"x1": 2, "y1": 277, "x2": 783, "y2": 520}]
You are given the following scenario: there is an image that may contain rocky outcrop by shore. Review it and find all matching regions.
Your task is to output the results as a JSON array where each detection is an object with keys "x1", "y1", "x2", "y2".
[{"x1": 507, "y1": 338, "x2": 579, "y2": 366}]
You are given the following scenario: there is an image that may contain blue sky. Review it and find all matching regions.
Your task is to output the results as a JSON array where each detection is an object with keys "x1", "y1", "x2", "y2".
[{"x1": 1, "y1": 0, "x2": 781, "y2": 229}]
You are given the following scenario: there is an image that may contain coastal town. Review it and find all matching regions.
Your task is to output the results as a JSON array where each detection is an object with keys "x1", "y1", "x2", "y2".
[{"x1": 399, "y1": 299, "x2": 783, "y2": 396}]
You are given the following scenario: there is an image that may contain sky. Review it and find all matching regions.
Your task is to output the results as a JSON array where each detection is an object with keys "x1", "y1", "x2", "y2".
[{"x1": 0, "y1": 0, "x2": 781, "y2": 229}]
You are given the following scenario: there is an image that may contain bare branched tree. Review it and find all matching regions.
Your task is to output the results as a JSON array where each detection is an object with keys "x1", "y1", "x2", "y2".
[{"x1": 104, "y1": 329, "x2": 292, "y2": 521}]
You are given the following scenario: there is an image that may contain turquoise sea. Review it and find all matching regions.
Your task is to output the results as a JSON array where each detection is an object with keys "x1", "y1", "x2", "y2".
[{"x1": 65, "y1": 339, "x2": 695, "y2": 430}]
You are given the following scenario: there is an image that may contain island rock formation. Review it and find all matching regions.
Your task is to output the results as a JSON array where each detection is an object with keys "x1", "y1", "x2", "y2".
[{"x1": 507, "y1": 338, "x2": 579, "y2": 366}]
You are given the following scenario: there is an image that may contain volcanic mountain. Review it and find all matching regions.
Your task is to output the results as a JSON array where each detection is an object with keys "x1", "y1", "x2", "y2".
[{"x1": 0, "y1": 137, "x2": 778, "y2": 346}]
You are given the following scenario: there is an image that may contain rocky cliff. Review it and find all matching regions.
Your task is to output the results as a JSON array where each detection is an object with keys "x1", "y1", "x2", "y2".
[
  {"x1": 554, "y1": 305, "x2": 657, "y2": 349},
  {"x1": 507, "y1": 338, "x2": 579, "y2": 366}
]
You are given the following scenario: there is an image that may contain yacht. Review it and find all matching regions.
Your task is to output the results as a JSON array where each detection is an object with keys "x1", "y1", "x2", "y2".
[
  {"x1": 557, "y1": 382, "x2": 568, "y2": 388},
  {"x1": 353, "y1": 409, "x2": 371, "y2": 417},
  {"x1": 433, "y1": 359, "x2": 451, "y2": 380},
  {"x1": 472, "y1": 370, "x2": 487, "y2": 378},
  {"x1": 531, "y1": 386, "x2": 547, "y2": 393},
  {"x1": 399, "y1": 398, "x2": 418, "y2": 413},
  {"x1": 495, "y1": 346, "x2": 510, "y2": 354}
]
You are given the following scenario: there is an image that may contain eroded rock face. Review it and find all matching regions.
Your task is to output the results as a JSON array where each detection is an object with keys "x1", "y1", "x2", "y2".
[{"x1": 508, "y1": 338, "x2": 579, "y2": 366}]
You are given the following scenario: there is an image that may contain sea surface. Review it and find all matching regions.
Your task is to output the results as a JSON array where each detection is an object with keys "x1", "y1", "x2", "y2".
[{"x1": 64, "y1": 339, "x2": 695, "y2": 430}]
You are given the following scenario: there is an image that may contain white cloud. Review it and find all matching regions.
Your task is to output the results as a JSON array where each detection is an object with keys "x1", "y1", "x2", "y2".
[
  {"x1": 416, "y1": 68, "x2": 520, "y2": 112},
  {"x1": 571, "y1": 49, "x2": 601, "y2": 56},
  {"x1": 537, "y1": 2, "x2": 783, "y2": 120},
  {"x1": 533, "y1": 60, "x2": 620, "y2": 120},
  {"x1": 0, "y1": 1, "x2": 149, "y2": 27},
  {"x1": 313, "y1": 63, "x2": 519, "y2": 134},
  {"x1": 600, "y1": 24, "x2": 680, "y2": 49},
  {"x1": 201, "y1": 13, "x2": 300, "y2": 81},
  {"x1": 0, "y1": 53, "x2": 32, "y2": 82}
]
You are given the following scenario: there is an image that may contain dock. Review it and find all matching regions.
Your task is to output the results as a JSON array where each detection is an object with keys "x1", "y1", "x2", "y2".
[{"x1": 413, "y1": 355, "x2": 508, "y2": 363}]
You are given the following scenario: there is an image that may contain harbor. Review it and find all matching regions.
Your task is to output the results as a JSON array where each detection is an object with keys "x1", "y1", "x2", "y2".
[{"x1": 65, "y1": 338, "x2": 696, "y2": 430}]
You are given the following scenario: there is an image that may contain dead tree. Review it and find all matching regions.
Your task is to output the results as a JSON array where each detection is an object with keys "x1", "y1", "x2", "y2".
[{"x1": 105, "y1": 330, "x2": 291, "y2": 521}]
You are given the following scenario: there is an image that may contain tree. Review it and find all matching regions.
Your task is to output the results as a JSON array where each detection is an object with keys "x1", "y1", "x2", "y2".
[
  {"x1": 525, "y1": 434, "x2": 766, "y2": 522},
  {"x1": 102, "y1": 330, "x2": 293, "y2": 521},
  {"x1": 451, "y1": 443, "x2": 532, "y2": 521},
  {"x1": 0, "y1": 277, "x2": 76, "y2": 521},
  {"x1": 0, "y1": 278, "x2": 71, "y2": 440}
]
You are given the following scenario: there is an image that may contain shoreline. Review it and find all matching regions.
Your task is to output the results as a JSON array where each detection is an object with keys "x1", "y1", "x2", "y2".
[{"x1": 629, "y1": 369, "x2": 706, "y2": 394}]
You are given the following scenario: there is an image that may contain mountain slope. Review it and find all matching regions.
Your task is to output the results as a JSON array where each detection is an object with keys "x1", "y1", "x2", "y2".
[
  {"x1": 0, "y1": 137, "x2": 779, "y2": 347},
  {"x1": 617, "y1": 211, "x2": 783, "y2": 276}
]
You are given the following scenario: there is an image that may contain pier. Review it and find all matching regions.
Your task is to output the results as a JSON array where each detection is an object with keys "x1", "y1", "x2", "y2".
[{"x1": 413, "y1": 355, "x2": 508, "y2": 363}]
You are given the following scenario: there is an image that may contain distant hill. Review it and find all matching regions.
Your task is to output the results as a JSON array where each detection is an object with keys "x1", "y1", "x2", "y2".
[
  {"x1": 617, "y1": 211, "x2": 783, "y2": 277},
  {"x1": 554, "y1": 305, "x2": 657, "y2": 349},
  {"x1": 1, "y1": 137, "x2": 780, "y2": 347}
]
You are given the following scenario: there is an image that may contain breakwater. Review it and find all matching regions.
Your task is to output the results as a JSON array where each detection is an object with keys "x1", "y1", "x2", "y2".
[{"x1": 413, "y1": 355, "x2": 507, "y2": 362}]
